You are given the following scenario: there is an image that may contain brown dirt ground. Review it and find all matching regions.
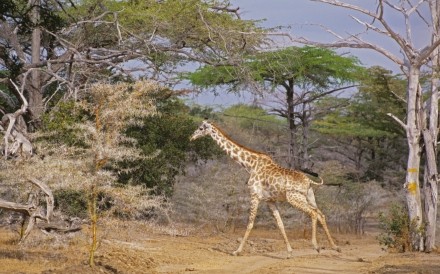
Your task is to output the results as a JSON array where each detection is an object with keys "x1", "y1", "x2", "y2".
[{"x1": 0, "y1": 220, "x2": 439, "y2": 274}]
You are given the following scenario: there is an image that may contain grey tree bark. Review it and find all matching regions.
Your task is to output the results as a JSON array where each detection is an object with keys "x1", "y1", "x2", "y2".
[
  {"x1": 422, "y1": 0, "x2": 440, "y2": 252},
  {"x1": 29, "y1": 0, "x2": 42, "y2": 128}
]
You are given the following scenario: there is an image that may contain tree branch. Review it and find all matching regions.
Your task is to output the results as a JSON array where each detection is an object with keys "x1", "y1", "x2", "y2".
[
  {"x1": 2, "y1": 80, "x2": 30, "y2": 159},
  {"x1": 387, "y1": 112, "x2": 407, "y2": 130},
  {"x1": 301, "y1": 0, "x2": 417, "y2": 65}
]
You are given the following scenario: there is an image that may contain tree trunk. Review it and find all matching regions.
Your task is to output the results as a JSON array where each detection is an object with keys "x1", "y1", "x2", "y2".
[
  {"x1": 29, "y1": 0, "x2": 43, "y2": 129},
  {"x1": 405, "y1": 66, "x2": 424, "y2": 251},
  {"x1": 422, "y1": 133, "x2": 438, "y2": 252},
  {"x1": 422, "y1": 1, "x2": 440, "y2": 251},
  {"x1": 299, "y1": 103, "x2": 311, "y2": 170},
  {"x1": 286, "y1": 82, "x2": 299, "y2": 168}
]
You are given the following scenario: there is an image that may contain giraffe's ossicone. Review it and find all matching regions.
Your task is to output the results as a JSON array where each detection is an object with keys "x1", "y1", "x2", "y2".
[{"x1": 191, "y1": 120, "x2": 341, "y2": 257}]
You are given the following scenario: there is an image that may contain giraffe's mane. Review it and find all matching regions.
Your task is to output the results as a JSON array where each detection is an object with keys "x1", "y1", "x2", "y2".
[{"x1": 208, "y1": 122, "x2": 269, "y2": 156}]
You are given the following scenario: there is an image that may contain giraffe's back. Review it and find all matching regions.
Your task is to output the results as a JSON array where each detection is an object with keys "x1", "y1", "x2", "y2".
[{"x1": 254, "y1": 163, "x2": 311, "y2": 201}]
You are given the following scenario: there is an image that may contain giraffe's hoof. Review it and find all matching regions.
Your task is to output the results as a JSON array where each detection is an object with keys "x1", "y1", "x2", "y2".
[
  {"x1": 334, "y1": 246, "x2": 342, "y2": 253},
  {"x1": 315, "y1": 247, "x2": 321, "y2": 253},
  {"x1": 232, "y1": 251, "x2": 240, "y2": 256}
]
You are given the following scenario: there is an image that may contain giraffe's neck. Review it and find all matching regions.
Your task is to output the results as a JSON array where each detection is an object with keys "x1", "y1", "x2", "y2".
[{"x1": 209, "y1": 125, "x2": 269, "y2": 171}]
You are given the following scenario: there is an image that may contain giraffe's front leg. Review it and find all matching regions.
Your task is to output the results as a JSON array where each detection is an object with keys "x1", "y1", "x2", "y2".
[{"x1": 232, "y1": 197, "x2": 260, "y2": 256}]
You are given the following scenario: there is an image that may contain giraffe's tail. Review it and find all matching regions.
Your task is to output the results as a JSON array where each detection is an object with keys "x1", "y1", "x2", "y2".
[{"x1": 309, "y1": 176, "x2": 324, "y2": 185}]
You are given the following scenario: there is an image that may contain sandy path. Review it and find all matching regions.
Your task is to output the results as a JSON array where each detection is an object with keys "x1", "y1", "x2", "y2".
[{"x1": 1, "y1": 224, "x2": 440, "y2": 273}]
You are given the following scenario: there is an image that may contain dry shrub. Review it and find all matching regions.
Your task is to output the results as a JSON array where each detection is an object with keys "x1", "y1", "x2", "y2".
[
  {"x1": 377, "y1": 202, "x2": 413, "y2": 252},
  {"x1": 315, "y1": 160, "x2": 392, "y2": 234},
  {"x1": 172, "y1": 159, "x2": 250, "y2": 232},
  {"x1": 0, "y1": 81, "x2": 171, "y2": 243}
]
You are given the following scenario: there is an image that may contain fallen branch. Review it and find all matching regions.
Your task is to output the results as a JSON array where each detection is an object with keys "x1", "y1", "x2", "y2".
[
  {"x1": 0, "y1": 178, "x2": 54, "y2": 243},
  {"x1": 38, "y1": 223, "x2": 82, "y2": 234}
]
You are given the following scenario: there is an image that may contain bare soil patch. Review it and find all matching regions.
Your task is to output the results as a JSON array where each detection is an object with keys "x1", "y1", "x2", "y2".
[{"x1": 0, "y1": 221, "x2": 439, "y2": 274}]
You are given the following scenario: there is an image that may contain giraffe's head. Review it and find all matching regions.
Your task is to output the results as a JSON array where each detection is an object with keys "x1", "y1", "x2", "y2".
[{"x1": 190, "y1": 120, "x2": 213, "y2": 141}]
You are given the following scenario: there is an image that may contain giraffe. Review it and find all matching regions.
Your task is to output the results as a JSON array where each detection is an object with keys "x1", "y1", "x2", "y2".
[{"x1": 190, "y1": 120, "x2": 340, "y2": 257}]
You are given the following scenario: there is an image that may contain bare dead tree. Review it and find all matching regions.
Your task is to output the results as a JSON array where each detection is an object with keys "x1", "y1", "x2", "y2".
[
  {"x1": 285, "y1": 0, "x2": 440, "y2": 251},
  {"x1": 0, "y1": 81, "x2": 33, "y2": 159},
  {"x1": 0, "y1": 178, "x2": 54, "y2": 243}
]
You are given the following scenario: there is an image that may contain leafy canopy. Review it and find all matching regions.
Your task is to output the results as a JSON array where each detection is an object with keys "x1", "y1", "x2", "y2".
[
  {"x1": 313, "y1": 66, "x2": 406, "y2": 138},
  {"x1": 186, "y1": 46, "x2": 364, "y2": 91},
  {"x1": 117, "y1": 92, "x2": 222, "y2": 196}
]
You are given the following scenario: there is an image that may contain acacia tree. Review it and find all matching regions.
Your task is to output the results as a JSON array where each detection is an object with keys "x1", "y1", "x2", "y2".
[
  {"x1": 186, "y1": 46, "x2": 362, "y2": 170},
  {"x1": 82, "y1": 80, "x2": 157, "y2": 266},
  {"x1": 289, "y1": 0, "x2": 440, "y2": 251},
  {"x1": 0, "y1": 0, "x2": 267, "y2": 129}
]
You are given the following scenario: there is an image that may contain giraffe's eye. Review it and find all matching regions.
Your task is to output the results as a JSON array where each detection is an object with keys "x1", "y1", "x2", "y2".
[{"x1": 199, "y1": 126, "x2": 204, "y2": 130}]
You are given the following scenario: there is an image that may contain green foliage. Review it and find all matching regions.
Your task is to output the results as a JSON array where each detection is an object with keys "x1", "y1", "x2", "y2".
[
  {"x1": 222, "y1": 104, "x2": 285, "y2": 136},
  {"x1": 314, "y1": 67, "x2": 405, "y2": 138},
  {"x1": 0, "y1": 70, "x2": 15, "y2": 112},
  {"x1": 313, "y1": 67, "x2": 407, "y2": 182},
  {"x1": 0, "y1": 0, "x2": 65, "y2": 34},
  {"x1": 41, "y1": 101, "x2": 90, "y2": 147},
  {"x1": 188, "y1": 104, "x2": 218, "y2": 120},
  {"x1": 313, "y1": 97, "x2": 397, "y2": 138},
  {"x1": 116, "y1": 0, "x2": 265, "y2": 58},
  {"x1": 186, "y1": 46, "x2": 364, "y2": 92},
  {"x1": 2, "y1": 0, "x2": 267, "y2": 129},
  {"x1": 251, "y1": 46, "x2": 363, "y2": 89},
  {"x1": 116, "y1": 92, "x2": 222, "y2": 196},
  {"x1": 377, "y1": 203, "x2": 413, "y2": 252},
  {"x1": 54, "y1": 189, "x2": 88, "y2": 218},
  {"x1": 54, "y1": 188, "x2": 114, "y2": 218}
]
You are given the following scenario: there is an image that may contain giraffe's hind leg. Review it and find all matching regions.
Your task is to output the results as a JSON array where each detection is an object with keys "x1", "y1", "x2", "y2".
[
  {"x1": 267, "y1": 202, "x2": 293, "y2": 258},
  {"x1": 308, "y1": 188, "x2": 340, "y2": 252},
  {"x1": 316, "y1": 209, "x2": 341, "y2": 252},
  {"x1": 286, "y1": 192, "x2": 320, "y2": 252},
  {"x1": 233, "y1": 197, "x2": 260, "y2": 256}
]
